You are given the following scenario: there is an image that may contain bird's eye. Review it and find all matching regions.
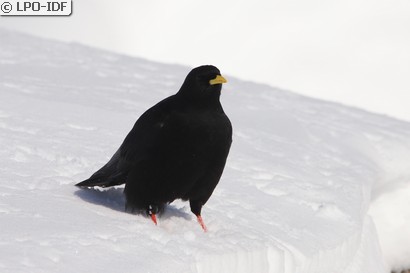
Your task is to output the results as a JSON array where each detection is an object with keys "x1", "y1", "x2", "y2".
[
  {"x1": 202, "y1": 74, "x2": 218, "y2": 84},
  {"x1": 197, "y1": 74, "x2": 212, "y2": 85}
]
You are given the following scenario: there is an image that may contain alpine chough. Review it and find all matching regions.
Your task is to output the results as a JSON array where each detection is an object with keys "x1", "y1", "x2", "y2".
[{"x1": 76, "y1": 65, "x2": 232, "y2": 231}]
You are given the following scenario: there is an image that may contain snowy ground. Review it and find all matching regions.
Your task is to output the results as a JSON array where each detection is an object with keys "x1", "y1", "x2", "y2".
[{"x1": 1, "y1": 29, "x2": 410, "y2": 272}]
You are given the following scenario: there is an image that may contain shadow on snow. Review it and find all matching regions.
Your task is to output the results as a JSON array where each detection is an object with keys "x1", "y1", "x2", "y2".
[{"x1": 74, "y1": 187, "x2": 192, "y2": 221}]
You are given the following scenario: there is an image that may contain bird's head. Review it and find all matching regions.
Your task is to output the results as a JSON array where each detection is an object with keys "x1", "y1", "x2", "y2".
[{"x1": 177, "y1": 65, "x2": 227, "y2": 105}]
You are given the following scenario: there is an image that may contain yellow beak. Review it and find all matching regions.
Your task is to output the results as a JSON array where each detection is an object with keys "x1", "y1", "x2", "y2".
[{"x1": 209, "y1": 75, "x2": 227, "y2": 85}]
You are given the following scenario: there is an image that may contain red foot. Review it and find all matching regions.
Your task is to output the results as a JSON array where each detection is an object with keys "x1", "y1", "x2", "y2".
[
  {"x1": 197, "y1": 215, "x2": 207, "y2": 232},
  {"x1": 151, "y1": 213, "x2": 157, "y2": 225}
]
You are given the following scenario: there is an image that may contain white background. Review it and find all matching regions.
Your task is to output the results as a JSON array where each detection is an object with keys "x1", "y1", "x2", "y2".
[{"x1": 1, "y1": 0, "x2": 409, "y2": 121}]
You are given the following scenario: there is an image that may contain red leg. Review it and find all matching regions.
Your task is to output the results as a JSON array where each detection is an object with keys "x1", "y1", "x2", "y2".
[
  {"x1": 196, "y1": 215, "x2": 207, "y2": 232},
  {"x1": 150, "y1": 213, "x2": 157, "y2": 225}
]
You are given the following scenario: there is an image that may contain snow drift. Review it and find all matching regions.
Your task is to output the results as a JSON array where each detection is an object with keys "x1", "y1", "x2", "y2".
[{"x1": 1, "y1": 29, "x2": 410, "y2": 272}]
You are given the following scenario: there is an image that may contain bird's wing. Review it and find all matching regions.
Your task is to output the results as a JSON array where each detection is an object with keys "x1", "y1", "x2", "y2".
[
  {"x1": 118, "y1": 96, "x2": 175, "y2": 164},
  {"x1": 76, "y1": 96, "x2": 176, "y2": 188}
]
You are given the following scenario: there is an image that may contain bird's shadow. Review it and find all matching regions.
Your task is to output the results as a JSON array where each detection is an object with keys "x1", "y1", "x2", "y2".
[
  {"x1": 74, "y1": 187, "x2": 126, "y2": 213},
  {"x1": 74, "y1": 187, "x2": 192, "y2": 220}
]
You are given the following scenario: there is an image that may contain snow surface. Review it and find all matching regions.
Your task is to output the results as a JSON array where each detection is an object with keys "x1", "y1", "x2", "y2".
[{"x1": 1, "y1": 29, "x2": 410, "y2": 272}]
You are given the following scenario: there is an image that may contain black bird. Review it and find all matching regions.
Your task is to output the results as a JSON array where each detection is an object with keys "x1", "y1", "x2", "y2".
[{"x1": 76, "y1": 65, "x2": 232, "y2": 231}]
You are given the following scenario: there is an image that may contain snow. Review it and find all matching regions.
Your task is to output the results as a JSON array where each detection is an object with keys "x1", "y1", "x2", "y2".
[{"x1": 1, "y1": 29, "x2": 410, "y2": 272}]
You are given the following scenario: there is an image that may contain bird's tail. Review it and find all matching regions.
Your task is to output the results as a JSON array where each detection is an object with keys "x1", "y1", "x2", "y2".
[
  {"x1": 76, "y1": 171, "x2": 126, "y2": 188},
  {"x1": 75, "y1": 175, "x2": 121, "y2": 188},
  {"x1": 76, "y1": 149, "x2": 126, "y2": 188}
]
